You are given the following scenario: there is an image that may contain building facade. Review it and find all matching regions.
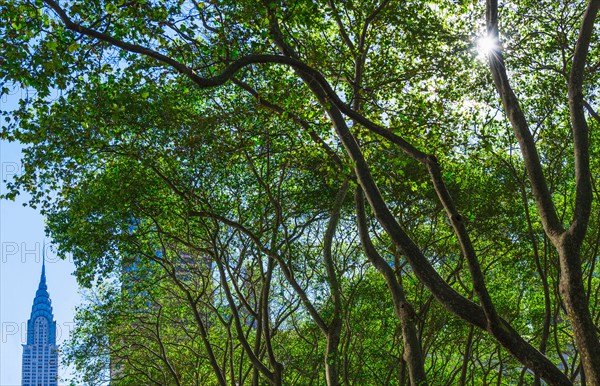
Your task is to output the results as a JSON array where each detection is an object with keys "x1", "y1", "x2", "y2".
[{"x1": 21, "y1": 260, "x2": 59, "y2": 386}]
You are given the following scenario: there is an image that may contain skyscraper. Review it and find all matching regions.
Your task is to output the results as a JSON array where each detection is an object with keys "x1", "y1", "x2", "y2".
[{"x1": 21, "y1": 257, "x2": 59, "y2": 386}]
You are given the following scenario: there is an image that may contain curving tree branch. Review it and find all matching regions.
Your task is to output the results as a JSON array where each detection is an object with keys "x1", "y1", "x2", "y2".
[
  {"x1": 567, "y1": 0, "x2": 599, "y2": 246},
  {"x1": 485, "y1": 0, "x2": 564, "y2": 240}
]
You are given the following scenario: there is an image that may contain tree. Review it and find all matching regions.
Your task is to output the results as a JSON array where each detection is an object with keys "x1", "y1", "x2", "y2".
[{"x1": 1, "y1": 0, "x2": 599, "y2": 384}]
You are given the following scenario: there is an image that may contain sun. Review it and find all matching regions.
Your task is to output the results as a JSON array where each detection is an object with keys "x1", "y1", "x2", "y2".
[{"x1": 476, "y1": 34, "x2": 499, "y2": 59}]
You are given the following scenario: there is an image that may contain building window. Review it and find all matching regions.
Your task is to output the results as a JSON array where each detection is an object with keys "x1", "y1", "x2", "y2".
[{"x1": 33, "y1": 317, "x2": 48, "y2": 344}]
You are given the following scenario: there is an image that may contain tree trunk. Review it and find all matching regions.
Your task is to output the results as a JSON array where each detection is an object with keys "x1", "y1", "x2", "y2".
[
  {"x1": 557, "y1": 236, "x2": 600, "y2": 384},
  {"x1": 325, "y1": 324, "x2": 342, "y2": 386}
]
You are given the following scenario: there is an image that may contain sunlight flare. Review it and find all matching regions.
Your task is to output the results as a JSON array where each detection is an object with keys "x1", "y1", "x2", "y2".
[{"x1": 476, "y1": 34, "x2": 499, "y2": 59}]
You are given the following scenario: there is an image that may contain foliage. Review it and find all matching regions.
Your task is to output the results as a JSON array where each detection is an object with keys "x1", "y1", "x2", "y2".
[{"x1": 1, "y1": 0, "x2": 599, "y2": 385}]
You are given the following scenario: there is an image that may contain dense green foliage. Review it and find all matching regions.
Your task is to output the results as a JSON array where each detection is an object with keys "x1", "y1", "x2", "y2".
[{"x1": 1, "y1": 0, "x2": 599, "y2": 385}]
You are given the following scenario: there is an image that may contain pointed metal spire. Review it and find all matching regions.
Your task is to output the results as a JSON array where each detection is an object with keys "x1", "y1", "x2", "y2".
[{"x1": 38, "y1": 241, "x2": 47, "y2": 291}]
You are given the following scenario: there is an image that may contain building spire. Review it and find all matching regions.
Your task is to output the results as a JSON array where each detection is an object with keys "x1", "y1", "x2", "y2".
[{"x1": 39, "y1": 241, "x2": 47, "y2": 291}]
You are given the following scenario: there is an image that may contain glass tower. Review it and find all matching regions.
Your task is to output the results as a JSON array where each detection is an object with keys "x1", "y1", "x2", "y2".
[{"x1": 21, "y1": 258, "x2": 58, "y2": 386}]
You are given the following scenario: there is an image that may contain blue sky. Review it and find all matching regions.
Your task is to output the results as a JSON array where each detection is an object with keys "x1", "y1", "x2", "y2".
[{"x1": 1, "y1": 90, "x2": 81, "y2": 384}]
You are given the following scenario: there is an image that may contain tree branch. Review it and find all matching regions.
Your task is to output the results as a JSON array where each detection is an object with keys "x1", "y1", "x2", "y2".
[
  {"x1": 485, "y1": 0, "x2": 564, "y2": 239},
  {"x1": 583, "y1": 99, "x2": 600, "y2": 124},
  {"x1": 354, "y1": 186, "x2": 426, "y2": 385},
  {"x1": 567, "y1": 0, "x2": 599, "y2": 246},
  {"x1": 189, "y1": 210, "x2": 329, "y2": 333},
  {"x1": 328, "y1": 0, "x2": 356, "y2": 54}
]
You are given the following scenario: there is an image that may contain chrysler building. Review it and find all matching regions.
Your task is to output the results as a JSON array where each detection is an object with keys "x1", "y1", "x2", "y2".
[{"x1": 21, "y1": 257, "x2": 59, "y2": 386}]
